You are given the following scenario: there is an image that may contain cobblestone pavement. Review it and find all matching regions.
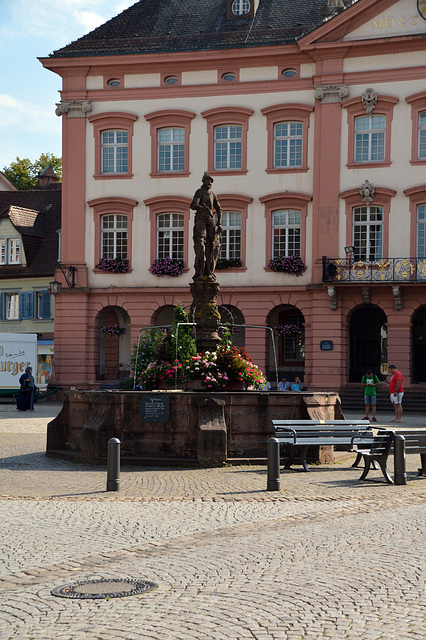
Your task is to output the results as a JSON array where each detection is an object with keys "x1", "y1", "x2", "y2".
[{"x1": 0, "y1": 402, "x2": 425, "y2": 639}]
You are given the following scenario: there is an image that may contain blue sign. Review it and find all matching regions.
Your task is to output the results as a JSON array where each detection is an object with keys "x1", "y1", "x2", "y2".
[{"x1": 320, "y1": 340, "x2": 333, "y2": 351}]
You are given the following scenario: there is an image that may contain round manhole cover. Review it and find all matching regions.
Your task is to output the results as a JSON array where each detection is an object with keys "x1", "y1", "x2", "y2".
[{"x1": 51, "y1": 578, "x2": 157, "y2": 599}]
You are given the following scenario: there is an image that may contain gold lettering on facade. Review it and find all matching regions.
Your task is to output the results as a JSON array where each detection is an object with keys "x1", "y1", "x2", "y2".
[{"x1": 371, "y1": 15, "x2": 419, "y2": 30}]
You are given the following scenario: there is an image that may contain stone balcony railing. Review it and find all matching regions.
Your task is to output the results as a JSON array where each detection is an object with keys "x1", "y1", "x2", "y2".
[{"x1": 322, "y1": 256, "x2": 426, "y2": 284}]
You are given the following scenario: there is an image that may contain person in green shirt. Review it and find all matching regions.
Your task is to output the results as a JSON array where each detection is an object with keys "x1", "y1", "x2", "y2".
[{"x1": 361, "y1": 369, "x2": 380, "y2": 422}]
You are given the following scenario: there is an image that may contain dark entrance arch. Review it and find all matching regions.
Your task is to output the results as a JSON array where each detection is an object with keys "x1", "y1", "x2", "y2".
[
  {"x1": 412, "y1": 306, "x2": 426, "y2": 382},
  {"x1": 349, "y1": 306, "x2": 387, "y2": 382}
]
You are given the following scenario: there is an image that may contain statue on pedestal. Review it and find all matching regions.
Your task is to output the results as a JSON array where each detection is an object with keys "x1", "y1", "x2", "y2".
[
  {"x1": 190, "y1": 173, "x2": 223, "y2": 353},
  {"x1": 190, "y1": 173, "x2": 223, "y2": 280}
]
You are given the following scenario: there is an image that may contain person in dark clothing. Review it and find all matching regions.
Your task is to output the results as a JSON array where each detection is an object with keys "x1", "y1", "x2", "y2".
[{"x1": 16, "y1": 366, "x2": 35, "y2": 411}]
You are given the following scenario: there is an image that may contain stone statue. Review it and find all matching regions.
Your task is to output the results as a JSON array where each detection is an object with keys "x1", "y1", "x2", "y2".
[{"x1": 190, "y1": 173, "x2": 223, "y2": 280}]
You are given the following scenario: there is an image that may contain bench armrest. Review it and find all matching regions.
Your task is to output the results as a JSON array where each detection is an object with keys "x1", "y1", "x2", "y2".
[{"x1": 273, "y1": 427, "x2": 297, "y2": 443}]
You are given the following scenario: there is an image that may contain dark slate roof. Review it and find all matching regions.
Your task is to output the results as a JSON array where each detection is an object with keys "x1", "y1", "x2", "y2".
[
  {"x1": 48, "y1": 0, "x2": 355, "y2": 58},
  {"x1": 0, "y1": 188, "x2": 61, "y2": 279}
]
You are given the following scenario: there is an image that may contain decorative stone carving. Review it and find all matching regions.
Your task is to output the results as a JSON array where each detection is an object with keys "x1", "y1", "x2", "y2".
[
  {"x1": 315, "y1": 84, "x2": 349, "y2": 103},
  {"x1": 327, "y1": 286, "x2": 337, "y2": 310},
  {"x1": 362, "y1": 88, "x2": 377, "y2": 114},
  {"x1": 55, "y1": 101, "x2": 92, "y2": 118},
  {"x1": 359, "y1": 180, "x2": 375, "y2": 205},
  {"x1": 392, "y1": 286, "x2": 402, "y2": 311},
  {"x1": 362, "y1": 287, "x2": 370, "y2": 304}
]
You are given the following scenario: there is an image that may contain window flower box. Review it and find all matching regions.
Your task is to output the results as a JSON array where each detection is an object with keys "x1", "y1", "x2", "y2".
[
  {"x1": 96, "y1": 258, "x2": 129, "y2": 273},
  {"x1": 216, "y1": 257, "x2": 242, "y2": 270},
  {"x1": 268, "y1": 255, "x2": 307, "y2": 276},
  {"x1": 150, "y1": 257, "x2": 184, "y2": 277}
]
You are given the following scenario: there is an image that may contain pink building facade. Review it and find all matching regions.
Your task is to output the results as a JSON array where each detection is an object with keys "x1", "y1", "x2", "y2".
[{"x1": 40, "y1": 0, "x2": 426, "y2": 392}]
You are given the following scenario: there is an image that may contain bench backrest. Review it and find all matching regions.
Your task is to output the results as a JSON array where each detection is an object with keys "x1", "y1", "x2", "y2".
[
  {"x1": 273, "y1": 420, "x2": 371, "y2": 439},
  {"x1": 383, "y1": 429, "x2": 426, "y2": 453}
]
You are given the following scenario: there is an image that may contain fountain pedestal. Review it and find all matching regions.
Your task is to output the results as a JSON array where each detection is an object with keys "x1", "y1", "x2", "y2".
[{"x1": 190, "y1": 278, "x2": 221, "y2": 354}]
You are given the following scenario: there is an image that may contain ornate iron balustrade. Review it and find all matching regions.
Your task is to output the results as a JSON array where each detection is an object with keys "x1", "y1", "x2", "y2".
[{"x1": 322, "y1": 257, "x2": 426, "y2": 284}]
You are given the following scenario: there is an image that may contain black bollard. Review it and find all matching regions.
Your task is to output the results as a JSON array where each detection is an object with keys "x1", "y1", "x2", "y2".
[
  {"x1": 394, "y1": 434, "x2": 406, "y2": 486},
  {"x1": 267, "y1": 437, "x2": 280, "y2": 491},
  {"x1": 107, "y1": 437, "x2": 121, "y2": 491}
]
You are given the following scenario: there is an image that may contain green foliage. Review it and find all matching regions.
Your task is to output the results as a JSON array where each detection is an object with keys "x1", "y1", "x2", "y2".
[
  {"x1": 129, "y1": 303, "x2": 196, "y2": 384},
  {"x1": 2, "y1": 153, "x2": 62, "y2": 190},
  {"x1": 130, "y1": 327, "x2": 168, "y2": 381},
  {"x1": 166, "y1": 302, "x2": 197, "y2": 363}
]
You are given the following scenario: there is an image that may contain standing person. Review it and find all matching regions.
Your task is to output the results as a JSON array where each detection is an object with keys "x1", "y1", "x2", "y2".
[
  {"x1": 262, "y1": 379, "x2": 271, "y2": 391},
  {"x1": 388, "y1": 364, "x2": 404, "y2": 423},
  {"x1": 16, "y1": 366, "x2": 35, "y2": 412},
  {"x1": 361, "y1": 369, "x2": 380, "y2": 422}
]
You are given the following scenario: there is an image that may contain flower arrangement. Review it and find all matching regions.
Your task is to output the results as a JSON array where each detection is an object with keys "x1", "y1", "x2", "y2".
[
  {"x1": 216, "y1": 257, "x2": 242, "y2": 270},
  {"x1": 150, "y1": 257, "x2": 184, "y2": 277},
  {"x1": 96, "y1": 257, "x2": 129, "y2": 273},
  {"x1": 273, "y1": 323, "x2": 302, "y2": 337},
  {"x1": 131, "y1": 306, "x2": 266, "y2": 391},
  {"x1": 101, "y1": 324, "x2": 127, "y2": 336},
  {"x1": 268, "y1": 255, "x2": 307, "y2": 276}
]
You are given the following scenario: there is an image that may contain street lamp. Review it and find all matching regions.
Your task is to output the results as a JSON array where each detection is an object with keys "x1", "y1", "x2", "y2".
[{"x1": 49, "y1": 280, "x2": 62, "y2": 296}]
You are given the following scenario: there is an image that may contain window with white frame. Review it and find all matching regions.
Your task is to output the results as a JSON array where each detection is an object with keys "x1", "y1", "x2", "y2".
[
  {"x1": 274, "y1": 122, "x2": 303, "y2": 168},
  {"x1": 353, "y1": 206, "x2": 383, "y2": 262},
  {"x1": 232, "y1": 0, "x2": 250, "y2": 15},
  {"x1": 214, "y1": 126, "x2": 242, "y2": 170},
  {"x1": 158, "y1": 128, "x2": 185, "y2": 172},
  {"x1": 419, "y1": 112, "x2": 426, "y2": 159},
  {"x1": 101, "y1": 215, "x2": 128, "y2": 259},
  {"x1": 5, "y1": 293, "x2": 19, "y2": 320},
  {"x1": 354, "y1": 115, "x2": 385, "y2": 163},
  {"x1": 157, "y1": 213, "x2": 184, "y2": 259},
  {"x1": 101, "y1": 130, "x2": 128, "y2": 173},
  {"x1": 219, "y1": 212, "x2": 241, "y2": 260},
  {"x1": 0, "y1": 238, "x2": 21, "y2": 265},
  {"x1": 272, "y1": 210, "x2": 301, "y2": 258},
  {"x1": 417, "y1": 204, "x2": 426, "y2": 257}
]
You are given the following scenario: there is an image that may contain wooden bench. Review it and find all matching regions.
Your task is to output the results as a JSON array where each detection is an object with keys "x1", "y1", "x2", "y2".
[
  {"x1": 272, "y1": 419, "x2": 371, "y2": 472},
  {"x1": 351, "y1": 428, "x2": 426, "y2": 484}
]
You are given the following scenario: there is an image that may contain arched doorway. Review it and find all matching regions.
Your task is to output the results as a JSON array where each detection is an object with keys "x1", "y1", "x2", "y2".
[
  {"x1": 97, "y1": 306, "x2": 131, "y2": 381},
  {"x1": 267, "y1": 305, "x2": 305, "y2": 382},
  {"x1": 219, "y1": 305, "x2": 245, "y2": 348},
  {"x1": 412, "y1": 306, "x2": 426, "y2": 382},
  {"x1": 349, "y1": 305, "x2": 387, "y2": 382}
]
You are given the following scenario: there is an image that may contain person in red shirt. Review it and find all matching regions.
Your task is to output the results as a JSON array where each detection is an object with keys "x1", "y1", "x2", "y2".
[{"x1": 387, "y1": 364, "x2": 404, "y2": 423}]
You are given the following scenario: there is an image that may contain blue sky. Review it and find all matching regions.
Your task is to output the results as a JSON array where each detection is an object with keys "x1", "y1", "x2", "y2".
[{"x1": 0, "y1": 0, "x2": 135, "y2": 171}]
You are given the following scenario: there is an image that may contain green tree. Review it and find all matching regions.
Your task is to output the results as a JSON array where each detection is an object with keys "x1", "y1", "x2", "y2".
[{"x1": 2, "y1": 153, "x2": 62, "y2": 190}]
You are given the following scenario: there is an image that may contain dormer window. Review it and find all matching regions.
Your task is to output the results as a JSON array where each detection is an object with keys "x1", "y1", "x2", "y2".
[
  {"x1": 232, "y1": 0, "x2": 250, "y2": 15},
  {"x1": 0, "y1": 238, "x2": 21, "y2": 265},
  {"x1": 227, "y1": 0, "x2": 254, "y2": 19}
]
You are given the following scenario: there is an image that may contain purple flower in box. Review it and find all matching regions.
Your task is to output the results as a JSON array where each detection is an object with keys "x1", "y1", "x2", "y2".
[
  {"x1": 268, "y1": 255, "x2": 307, "y2": 276},
  {"x1": 96, "y1": 258, "x2": 129, "y2": 273},
  {"x1": 150, "y1": 258, "x2": 184, "y2": 277}
]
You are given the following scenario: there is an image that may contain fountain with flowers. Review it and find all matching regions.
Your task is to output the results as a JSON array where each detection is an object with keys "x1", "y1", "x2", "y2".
[{"x1": 47, "y1": 176, "x2": 342, "y2": 466}]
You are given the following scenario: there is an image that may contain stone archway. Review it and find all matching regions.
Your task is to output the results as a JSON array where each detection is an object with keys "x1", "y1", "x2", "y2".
[
  {"x1": 97, "y1": 306, "x2": 131, "y2": 381},
  {"x1": 349, "y1": 305, "x2": 387, "y2": 383},
  {"x1": 267, "y1": 305, "x2": 305, "y2": 382},
  {"x1": 412, "y1": 306, "x2": 426, "y2": 383},
  {"x1": 219, "y1": 305, "x2": 245, "y2": 348}
]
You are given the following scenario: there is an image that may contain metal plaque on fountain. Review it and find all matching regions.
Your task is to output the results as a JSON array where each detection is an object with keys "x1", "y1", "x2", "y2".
[{"x1": 140, "y1": 395, "x2": 170, "y2": 422}]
